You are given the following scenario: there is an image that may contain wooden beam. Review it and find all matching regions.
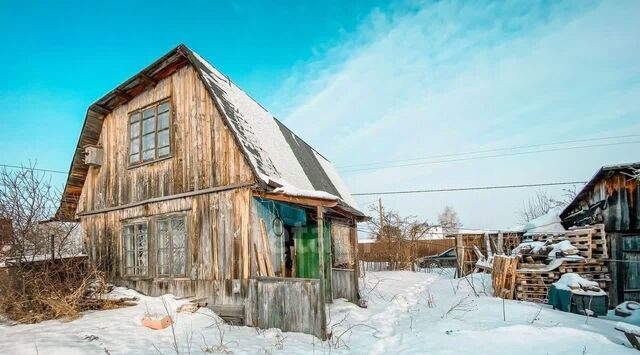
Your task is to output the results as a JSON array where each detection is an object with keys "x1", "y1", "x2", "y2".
[
  {"x1": 317, "y1": 206, "x2": 328, "y2": 340},
  {"x1": 89, "y1": 104, "x2": 111, "y2": 116},
  {"x1": 138, "y1": 72, "x2": 158, "y2": 86},
  {"x1": 259, "y1": 218, "x2": 275, "y2": 276},
  {"x1": 77, "y1": 182, "x2": 256, "y2": 217},
  {"x1": 253, "y1": 191, "x2": 338, "y2": 208},
  {"x1": 114, "y1": 88, "x2": 134, "y2": 101}
]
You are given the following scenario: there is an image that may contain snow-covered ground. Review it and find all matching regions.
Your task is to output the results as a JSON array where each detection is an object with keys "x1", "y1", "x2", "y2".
[{"x1": 0, "y1": 270, "x2": 635, "y2": 354}]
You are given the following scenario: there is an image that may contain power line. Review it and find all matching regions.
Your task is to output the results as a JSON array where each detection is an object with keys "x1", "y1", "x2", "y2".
[
  {"x1": 352, "y1": 181, "x2": 586, "y2": 196},
  {"x1": 0, "y1": 164, "x2": 67, "y2": 175},
  {"x1": 336, "y1": 134, "x2": 640, "y2": 169},
  {"x1": 340, "y1": 140, "x2": 640, "y2": 173}
]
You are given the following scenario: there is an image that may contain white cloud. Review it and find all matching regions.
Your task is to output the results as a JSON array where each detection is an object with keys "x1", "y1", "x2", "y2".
[{"x1": 269, "y1": 0, "x2": 640, "y2": 228}]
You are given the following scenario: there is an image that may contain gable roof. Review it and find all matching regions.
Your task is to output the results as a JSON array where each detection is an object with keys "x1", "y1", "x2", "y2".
[
  {"x1": 559, "y1": 161, "x2": 640, "y2": 219},
  {"x1": 56, "y1": 44, "x2": 361, "y2": 220}
]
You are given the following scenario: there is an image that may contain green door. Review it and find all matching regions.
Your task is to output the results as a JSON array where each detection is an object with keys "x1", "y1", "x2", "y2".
[{"x1": 295, "y1": 222, "x2": 332, "y2": 298}]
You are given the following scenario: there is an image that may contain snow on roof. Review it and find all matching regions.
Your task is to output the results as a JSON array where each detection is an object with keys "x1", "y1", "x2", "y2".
[
  {"x1": 522, "y1": 207, "x2": 566, "y2": 236},
  {"x1": 189, "y1": 49, "x2": 361, "y2": 213}
]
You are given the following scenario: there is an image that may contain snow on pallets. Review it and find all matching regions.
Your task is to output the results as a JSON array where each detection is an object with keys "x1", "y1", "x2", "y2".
[
  {"x1": 558, "y1": 260, "x2": 611, "y2": 291},
  {"x1": 515, "y1": 270, "x2": 559, "y2": 304},
  {"x1": 515, "y1": 259, "x2": 610, "y2": 303}
]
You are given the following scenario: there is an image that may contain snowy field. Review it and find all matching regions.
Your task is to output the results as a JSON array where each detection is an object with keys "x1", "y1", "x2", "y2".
[{"x1": 0, "y1": 270, "x2": 635, "y2": 354}]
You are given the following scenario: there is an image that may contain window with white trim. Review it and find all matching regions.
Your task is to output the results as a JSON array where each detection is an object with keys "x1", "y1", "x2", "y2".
[
  {"x1": 129, "y1": 100, "x2": 171, "y2": 165},
  {"x1": 156, "y1": 217, "x2": 186, "y2": 277},
  {"x1": 122, "y1": 223, "x2": 148, "y2": 276}
]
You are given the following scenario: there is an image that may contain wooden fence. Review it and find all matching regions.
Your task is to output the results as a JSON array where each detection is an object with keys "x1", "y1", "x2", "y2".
[
  {"x1": 331, "y1": 268, "x2": 358, "y2": 303},
  {"x1": 358, "y1": 239, "x2": 455, "y2": 262},
  {"x1": 254, "y1": 277, "x2": 325, "y2": 339}
]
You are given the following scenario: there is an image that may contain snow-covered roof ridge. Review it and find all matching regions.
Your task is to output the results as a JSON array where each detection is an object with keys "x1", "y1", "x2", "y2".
[{"x1": 186, "y1": 47, "x2": 361, "y2": 213}]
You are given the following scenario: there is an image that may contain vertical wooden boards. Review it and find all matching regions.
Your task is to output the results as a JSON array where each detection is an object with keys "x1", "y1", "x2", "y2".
[
  {"x1": 259, "y1": 218, "x2": 275, "y2": 276},
  {"x1": 491, "y1": 256, "x2": 518, "y2": 299},
  {"x1": 80, "y1": 188, "x2": 258, "y2": 282},
  {"x1": 256, "y1": 277, "x2": 324, "y2": 339},
  {"x1": 331, "y1": 269, "x2": 358, "y2": 303},
  {"x1": 316, "y1": 206, "x2": 328, "y2": 338},
  {"x1": 76, "y1": 65, "x2": 255, "y2": 216}
]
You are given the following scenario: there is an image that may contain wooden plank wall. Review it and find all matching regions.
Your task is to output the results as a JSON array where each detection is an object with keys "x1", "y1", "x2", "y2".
[
  {"x1": 331, "y1": 268, "x2": 358, "y2": 303},
  {"x1": 80, "y1": 187, "x2": 265, "y2": 282},
  {"x1": 77, "y1": 64, "x2": 254, "y2": 215},
  {"x1": 255, "y1": 277, "x2": 325, "y2": 339}
]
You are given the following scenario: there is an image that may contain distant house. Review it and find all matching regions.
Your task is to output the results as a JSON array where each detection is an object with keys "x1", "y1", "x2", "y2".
[
  {"x1": 55, "y1": 44, "x2": 365, "y2": 338},
  {"x1": 560, "y1": 162, "x2": 640, "y2": 305}
]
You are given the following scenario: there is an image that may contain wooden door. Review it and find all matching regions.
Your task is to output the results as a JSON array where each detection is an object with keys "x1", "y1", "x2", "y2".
[{"x1": 622, "y1": 234, "x2": 640, "y2": 302}]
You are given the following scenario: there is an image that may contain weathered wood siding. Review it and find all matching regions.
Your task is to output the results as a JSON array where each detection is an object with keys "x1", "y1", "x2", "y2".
[
  {"x1": 331, "y1": 268, "x2": 358, "y2": 303},
  {"x1": 255, "y1": 277, "x2": 325, "y2": 339},
  {"x1": 80, "y1": 187, "x2": 266, "y2": 282},
  {"x1": 77, "y1": 65, "x2": 254, "y2": 215},
  {"x1": 563, "y1": 173, "x2": 639, "y2": 232}
]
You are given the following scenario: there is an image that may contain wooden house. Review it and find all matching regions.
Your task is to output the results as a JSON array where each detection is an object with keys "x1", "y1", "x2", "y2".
[
  {"x1": 560, "y1": 162, "x2": 640, "y2": 305},
  {"x1": 55, "y1": 44, "x2": 366, "y2": 338}
]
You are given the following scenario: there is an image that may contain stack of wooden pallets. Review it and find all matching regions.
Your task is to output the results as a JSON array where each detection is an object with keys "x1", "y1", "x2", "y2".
[
  {"x1": 564, "y1": 229, "x2": 593, "y2": 259},
  {"x1": 515, "y1": 270, "x2": 560, "y2": 303},
  {"x1": 558, "y1": 259, "x2": 611, "y2": 291},
  {"x1": 527, "y1": 234, "x2": 566, "y2": 243},
  {"x1": 497, "y1": 224, "x2": 612, "y2": 304},
  {"x1": 589, "y1": 224, "x2": 608, "y2": 259}
]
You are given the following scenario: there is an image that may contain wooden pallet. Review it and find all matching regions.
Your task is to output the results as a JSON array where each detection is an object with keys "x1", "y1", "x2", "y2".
[{"x1": 527, "y1": 234, "x2": 566, "y2": 243}]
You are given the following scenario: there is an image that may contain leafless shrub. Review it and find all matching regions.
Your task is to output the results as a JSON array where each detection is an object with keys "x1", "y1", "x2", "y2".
[
  {"x1": 198, "y1": 311, "x2": 237, "y2": 354},
  {"x1": 529, "y1": 303, "x2": 544, "y2": 324},
  {"x1": 425, "y1": 289, "x2": 435, "y2": 308},
  {"x1": 519, "y1": 188, "x2": 578, "y2": 223},
  {"x1": 441, "y1": 295, "x2": 477, "y2": 319},
  {"x1": 0, "y1": 164, "x2": 121, "y2": 323},
  {"x1": 0, "y1": 261, "x2": 128, "y2": 323},
  {"x1": 366, "y1": 203, "x2": 437, "y2": 270}
]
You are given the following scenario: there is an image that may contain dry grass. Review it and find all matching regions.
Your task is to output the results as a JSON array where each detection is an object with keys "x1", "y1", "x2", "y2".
[{"x1": 0, "y1": 259, "x2": 134, "y2": 323}]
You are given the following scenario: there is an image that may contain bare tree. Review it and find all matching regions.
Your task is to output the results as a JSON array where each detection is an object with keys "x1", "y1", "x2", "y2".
[
  {"x1": 519, "y1": 187, "x2": 579, "y2": 223},
  {"x1": 367, "y1": 204, "x2": 435, "y2": 269},
  {"x1": 438, "y1": 206, "x2": 461, "y2": 235},
  {"x1": 0, "y1": 163, "x2": 114, "y2": 324},
  {"x1": 0, "y1": 163, "x2": 79, "y2": 262}
]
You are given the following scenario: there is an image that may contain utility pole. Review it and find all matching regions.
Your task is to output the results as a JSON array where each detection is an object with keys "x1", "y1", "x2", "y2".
[{"x1": 378, "y1": 198, "x2": 384, "y2": 241}]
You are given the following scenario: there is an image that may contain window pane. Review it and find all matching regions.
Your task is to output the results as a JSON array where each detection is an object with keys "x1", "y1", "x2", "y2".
[
  {"x1": 142, "y1": 150, "x2": 154, "y2": 161},
  {"x1": 130, "y1": 154, "x2": 140, "y2": 164},
  {"x1": 172, "y1": 219, "x2": 185, "y2": 248},
  {"x1": 130, "y1": 121, "x2": 140, "y2": 138},
  {"x1": 142, "y1": 107, "x2": 155, "y2": 119},
  {"x1": 142, "y1": 118, "x2": 155, "y2": 134},
  {"x1": 158, "y1": 111, "x2": 170, "y2": 129},
  {"x1": 130, "y1": 138, "x2": 140, "y2": 154},
  {"x1": 130, "y1": 112, "x2": 141, "y2": 123},
  {"x1": 173, "y1": 248, "x2": 185, "y2": 275},
  {"x1": 158, "y1": 146, "x2": 170, "y2": 157},
  {"x1": 158, "y1": 102, "x2": 170, "y2": 114},
  {"x1": 142, "y1": 134, "x2": 155, "y2": 151},
  {"x1": 158, "y1": 129, "x2": 170, "y2": 148}
]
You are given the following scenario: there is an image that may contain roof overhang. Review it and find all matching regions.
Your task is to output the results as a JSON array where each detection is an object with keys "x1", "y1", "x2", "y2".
[
  {"x1": 55, "y1": 45, "x2": 192, "y2": 220},
  {"x1": 559, "y1": 162, "x2": 640, "y2": 219}
]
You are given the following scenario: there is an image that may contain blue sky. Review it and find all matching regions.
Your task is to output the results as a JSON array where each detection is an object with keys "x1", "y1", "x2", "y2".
[{"x1": 1, "y1": 0, "x2": 639, "y2": 229}]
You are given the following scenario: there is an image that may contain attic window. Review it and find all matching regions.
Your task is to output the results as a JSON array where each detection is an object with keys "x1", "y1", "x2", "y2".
[{"x1": 129, "y1": 100, "x2": 171, "y2": 165}]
